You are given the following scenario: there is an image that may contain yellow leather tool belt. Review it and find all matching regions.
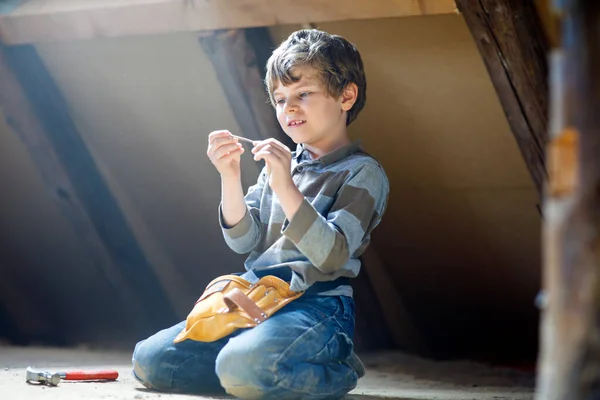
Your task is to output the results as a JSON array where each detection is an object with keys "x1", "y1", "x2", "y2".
[{"x1": 174, "y1": 274, "x2": 303, "y2": 343}]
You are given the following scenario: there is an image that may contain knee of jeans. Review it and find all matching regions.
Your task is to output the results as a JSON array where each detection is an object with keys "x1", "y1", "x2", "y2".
[
  {"x1": 132, "y1": 340, "x2": 152, "y2": 386},
  {"x1": 215, "y1": 341, "x2": 274, "y2": 399},
  {"x1": 132, "y1": 338, "x2": 171, "y2": 390}
]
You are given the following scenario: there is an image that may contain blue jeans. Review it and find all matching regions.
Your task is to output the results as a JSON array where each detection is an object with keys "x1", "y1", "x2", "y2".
[{"x1": 131, "y1": 295, "x2": 365, "y2": 399}]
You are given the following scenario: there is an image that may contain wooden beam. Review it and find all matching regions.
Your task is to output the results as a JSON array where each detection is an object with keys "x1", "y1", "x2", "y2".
[
  {"x1": 0, "y1": 0, "x2": 458, "y2": 45},
  {"x1": 0, "y1": 44, "x2": 177, "y2": 338},
  {"x1": 535, "y1": 1, "x2": 600, "y2": 399},
  {"x1": 199, "y1": 28, "x2": 292, "y2": 147},
  {"x1": 456, "y1": 0, "x2": 549, "y2": 196}
]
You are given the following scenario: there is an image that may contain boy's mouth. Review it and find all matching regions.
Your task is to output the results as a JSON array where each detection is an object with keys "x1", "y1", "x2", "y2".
[{"x1": 288, "y1": 120, "x2": 306, "y2": 127}]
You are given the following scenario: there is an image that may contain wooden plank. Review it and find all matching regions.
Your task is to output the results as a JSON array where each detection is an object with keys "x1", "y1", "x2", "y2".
[
  {"x1": 0, "y1": 0, "x2": 458, "y2": 45},
  {"x1": 0, "y1": 44, "x2": 177, "y2": 338},
  {"x1": 456, "y1": 0, "x2": 549, "y2": 196},
  {"x1": 199, "y1": 28, "x2": 292, "y2": 147},
  {"x1": 535, "y1": 1, "x2": 600, "y2": 399}
]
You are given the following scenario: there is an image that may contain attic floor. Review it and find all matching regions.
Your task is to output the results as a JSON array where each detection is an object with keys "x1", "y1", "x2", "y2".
[{"x1": 0, "y1": 344, "x2": 534, "y2": 400}]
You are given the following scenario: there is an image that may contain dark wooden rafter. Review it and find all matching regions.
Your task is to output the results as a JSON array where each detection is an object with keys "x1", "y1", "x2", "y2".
[
  {"x1": 535, "y1": 1, "x2": 600, "y2": 399},
  {"x1": 0, "y1": 44, "x2": 177, "y2": 337},
  {"x1": 456, "y1": 0, "x2": 549, "y2": 196}
]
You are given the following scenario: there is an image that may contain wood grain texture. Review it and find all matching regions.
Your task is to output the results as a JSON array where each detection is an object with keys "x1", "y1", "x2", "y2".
[
  {"x1": 456, "y1": 0, "x2": 549, "y2": 196},
  {"x1": 0, "y1": 0, "x2": 458, "y2": 45}
]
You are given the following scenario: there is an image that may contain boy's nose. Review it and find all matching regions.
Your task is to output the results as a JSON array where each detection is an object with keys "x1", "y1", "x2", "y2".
[{"x1": 284, "y1": 102, "x2": 298, "y2": 114}]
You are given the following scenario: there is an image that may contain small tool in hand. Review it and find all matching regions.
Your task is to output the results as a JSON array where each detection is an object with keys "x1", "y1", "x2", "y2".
[
  {"x1": 232, "y1": 135, "x2": 272, "y2": 179},
  {"x1": 26, "y1": 366, "x2": 119, "y2": 386},
  {"x1": 232, "y1": 135, "x2": 258, "y2": 145}
]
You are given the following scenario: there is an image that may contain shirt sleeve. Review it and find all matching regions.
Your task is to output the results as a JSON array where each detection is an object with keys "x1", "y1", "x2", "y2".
[
  {"x1": 282, "y1": 163, "x2": 389, "y2": 273},
  {"x1": 219, "y1": 167, "x2": 268, "y2": 254}
]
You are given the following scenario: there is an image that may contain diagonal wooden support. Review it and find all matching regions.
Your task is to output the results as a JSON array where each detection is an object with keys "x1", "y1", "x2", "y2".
[
  {"x1": 535, "y1": 1, "x2": 600, "y2": 399},
  {"x1": 456, "y1": 0, "x2": 549, "y2": 196},
  {"x1": 0, "y1": 44, "x2": 177, "y2": 338}
]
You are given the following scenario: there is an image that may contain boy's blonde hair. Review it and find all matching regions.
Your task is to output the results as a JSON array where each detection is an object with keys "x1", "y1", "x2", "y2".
[{"x1": 265, "y1": 29, "x2": 367, "y2": 125}]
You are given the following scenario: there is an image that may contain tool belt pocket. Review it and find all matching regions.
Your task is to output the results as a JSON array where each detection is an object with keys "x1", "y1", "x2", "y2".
[{"x1": 173, "y1": 274, "x2": 303, "y2": 343}]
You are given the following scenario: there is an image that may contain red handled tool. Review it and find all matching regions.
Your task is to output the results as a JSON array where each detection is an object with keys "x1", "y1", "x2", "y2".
[
  {"x1": 60, "y1": 369, "x2": 119, "y2": 381},
  {"x1": 26, "y1": 366, "x2": 119, "y2": 386}
]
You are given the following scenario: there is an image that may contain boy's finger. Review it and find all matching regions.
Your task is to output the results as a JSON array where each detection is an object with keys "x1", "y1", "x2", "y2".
[
  {"x1": 254, "y1": 144, "x2": 289, "y2": 161},
  {"x1": 251, "y1": 141, "x2": 281, "y2": 154},
  {"x1": 253, "y1": 147, "x2": 287, "y2": 165},
  {"x1": 208, "y1": 130, "x2": 232, "y2": 144},
  {"x1": 273, "y1": 141, "x2": 291, "y2": 154},
  {"x1": 212, "y1": 143, "x2": 243, "y2": 160},
  {"x1": 218, "y1": 146, "x2": 244, "y2": 161},
  {"x1": 263, "y1": 138, "x2": 290, "y2": 152},
  {"x1": 253, "y1": 151, "x2": 272, "y2": 164},
  {"x1": 208, "y1": 136, "x2": 238, "y2": 153},
  {"x1": 252, "y1": 139, "x2": 290, "y2": 154},
  {"x1": 250, "y1": 141, "x2": 267, "y2": 153},
  {"x1": 250, "y1": 138, "x2": 279, "y2": 151},
  {"x1": 220, "y1": 147, "x2": 245, "y2": 160},
  {"x1": 253, "y1": 146, "x2": 277, "y2": 160},
  {"x1": 215, "y1": 136, "x2": 238, "y2": 145}
]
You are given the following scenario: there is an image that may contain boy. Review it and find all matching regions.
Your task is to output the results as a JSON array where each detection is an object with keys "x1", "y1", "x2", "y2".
[{"x1": 132, "y1": 29, "x2": 389, "y2": 399}]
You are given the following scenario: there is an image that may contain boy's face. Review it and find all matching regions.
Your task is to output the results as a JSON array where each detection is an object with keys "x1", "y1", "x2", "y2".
[{"x1": 271, "y1": 66, "x2": 347, "y2": 149}]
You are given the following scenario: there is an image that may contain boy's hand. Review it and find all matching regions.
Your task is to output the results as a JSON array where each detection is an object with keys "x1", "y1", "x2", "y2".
[
  {"x1": 207, "y1": 130, "x2": 244, "y2": 179},
  {"x1": 251, "y1": 139, "x2": 294, "y2": 192},
  {"x1": 252, "y1": 138, "x2": 303, "y2": 220}
]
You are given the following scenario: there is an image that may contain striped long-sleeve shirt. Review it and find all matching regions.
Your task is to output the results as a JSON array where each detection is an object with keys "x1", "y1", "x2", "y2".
[{"x1": 219, "y1": 141, "x2": 389, "y2": 296}]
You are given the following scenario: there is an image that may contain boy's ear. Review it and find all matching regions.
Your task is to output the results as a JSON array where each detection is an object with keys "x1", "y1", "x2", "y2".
[{"x1": 340, "y1": 83, "x2": 358, "y2": 112}]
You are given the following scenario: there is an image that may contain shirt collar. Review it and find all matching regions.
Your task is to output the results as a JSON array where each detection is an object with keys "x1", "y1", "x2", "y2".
[{"x1": 293, "y1": 141, "x2": 363, "y2": 166}]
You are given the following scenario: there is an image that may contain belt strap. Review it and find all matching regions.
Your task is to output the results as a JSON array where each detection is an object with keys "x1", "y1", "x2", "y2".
[
  {"x1": 244, "y1": 268, "x2": 351, "y2": 295},
  {"x1": 305, "y1": 278, "x2": 350, "y2": 295},
  {"x1": 223, "y1": 288, "x2": 268, "y2": 324}
]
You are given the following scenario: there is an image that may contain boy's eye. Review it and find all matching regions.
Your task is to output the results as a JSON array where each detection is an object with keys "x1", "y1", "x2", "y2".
[
  {"x1": 299, "y1": 92, "x2": 310, "y2": 98},
  {"x1": 275, "y1": 99, "x2": 285, "y2": 105}
]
